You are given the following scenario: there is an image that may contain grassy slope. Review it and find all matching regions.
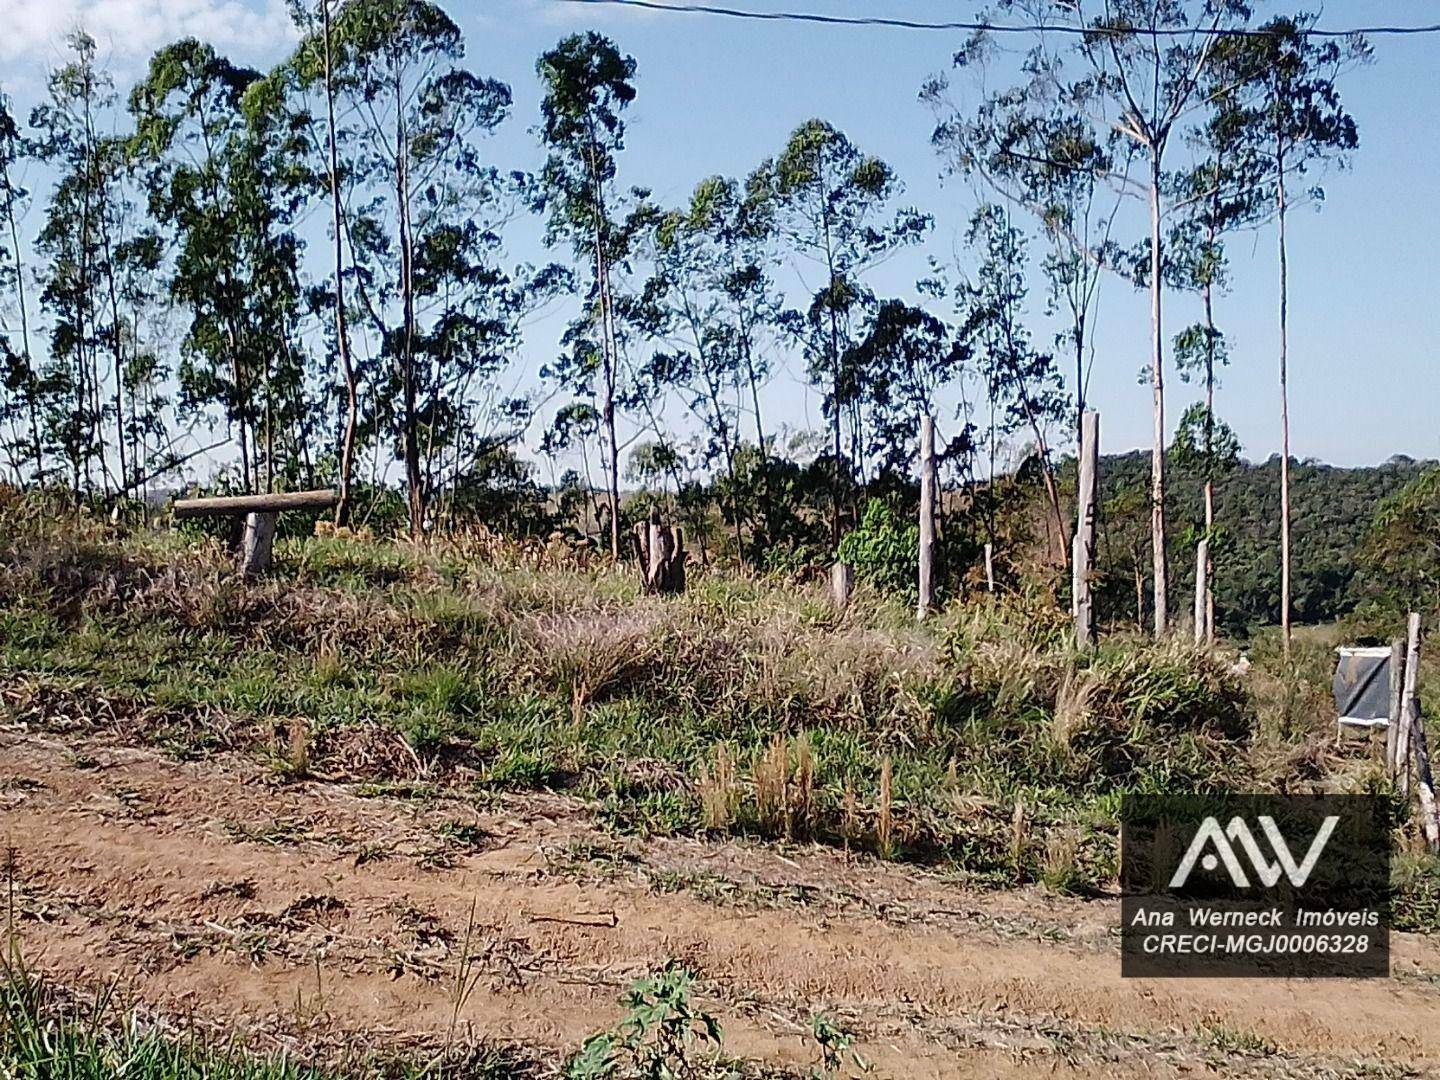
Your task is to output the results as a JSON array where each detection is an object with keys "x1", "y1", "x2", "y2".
[
  {"x1": 2, "y1": 497, "x2": 1265, "y2": 887},
  {"x1": 5, "y1": 494, "x2": 1440, "y2": 1070}
]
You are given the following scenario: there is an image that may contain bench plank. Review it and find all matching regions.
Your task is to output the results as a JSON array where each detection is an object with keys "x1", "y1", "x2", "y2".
[{"x1": 172, "y1": 489, "x2": 337, "y2": 519}]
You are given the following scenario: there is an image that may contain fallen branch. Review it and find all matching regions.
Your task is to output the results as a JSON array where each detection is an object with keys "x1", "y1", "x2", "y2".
[{"x1": 527, "y1": 909, "x2": 618, "y2": 928}]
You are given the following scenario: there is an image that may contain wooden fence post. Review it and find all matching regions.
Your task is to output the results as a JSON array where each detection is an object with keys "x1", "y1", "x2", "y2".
[
  {"x1": 1072, "y1": 411, "x2": 1099, "y2": 649},
  {"x1": 1192, "y1": 538, "x2": 1209, "y2": 645},
  {"x1": 1392, "y1": 612, "x2": 1440, "y2": 850},
  {"x1": 1387, "y1": 637, "x2": 1405, "y2": 779},
  {"x1": 1413, "y1": 717, "x2": 1440, "y2": 853},
  {"x1": 1397, "y1": 612, "x2": 1422, "y2": 799},
  {"x1": 984, "y1": 542, "x2": 995, "y2": 593},
  {"x1": 917, "y1": 414, "x2": 936, "y2": 621}
]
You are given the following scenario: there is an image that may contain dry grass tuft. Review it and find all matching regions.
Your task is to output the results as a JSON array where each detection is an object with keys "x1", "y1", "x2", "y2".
[
  {"x1": 749, "y1": 733, "x2": 819, "y2": 840},
  {"x1": 877, "y1": 756, "x2": 894, "y2": 859},
  {"x1": 752, "y1": 735, "x2": 792, "y2": 838},
  {"x1": 1040, "y1": 830, "x2": 1082, "y2": 894},
  {"x1": 696, "y1": 743, "x2": 740, "y2": 833}
]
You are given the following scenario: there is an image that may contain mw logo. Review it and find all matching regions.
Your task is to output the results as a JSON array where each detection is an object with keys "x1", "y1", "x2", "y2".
[{"x1": 1169, "y1": 815, "x2": 1340, "y2": 889}]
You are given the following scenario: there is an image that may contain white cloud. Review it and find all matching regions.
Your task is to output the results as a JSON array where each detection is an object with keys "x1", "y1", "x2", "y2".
[{"x1": 3, "y1": 0, "x2": 297, "y2": 72}]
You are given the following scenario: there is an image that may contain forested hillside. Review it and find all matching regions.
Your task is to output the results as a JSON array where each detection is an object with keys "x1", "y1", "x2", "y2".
[{"x1": 1096, "y1": 452, "x2": 1434, "y2": 634}]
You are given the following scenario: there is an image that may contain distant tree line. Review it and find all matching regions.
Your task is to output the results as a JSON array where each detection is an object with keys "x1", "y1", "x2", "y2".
[
  {"x1": 0, "y1": 1, "x2": 1378, "y2": 639},
  {"x1": 1097, "y1": 449, "x2": 1435, "y2": 636}
]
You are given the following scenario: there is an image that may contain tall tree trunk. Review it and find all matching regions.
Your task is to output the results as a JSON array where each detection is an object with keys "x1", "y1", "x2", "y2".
[
  {"x1": 827, "y1": 303, "x2": 843, "y2": 545},
  {"x1": 1073, "y1": 312, "x2": 1086, "y2": 455},
  {"x1": 395, "y1": 68, "x2": 423, "y2": 538},
  {"x1": 738, "y1": 308, "x2": 766, "y2": 458},
  {"x1": 584, "y1": 127, "x2": 621, "y2": 560},
  {"x1": 4, "y1": 184, "x2": 42, "y2": 482},
  {"x1": 590, "y1": 224, "x2": 621, "y2": 559},
  {"x1": 702, "y1": 366, "x2": 746, "y2": 570},
  {"x1": 820, "y1": 187, "x2": 843, "y2": 547},
  {"x1": 1277, "y1": 141, "x2": 1292, "y2": 660},
  {"x1": 99, "y1": 212, "x2": 128, "y2": 494},
  {"x1": 1202, "y1": 274, "x2": 1217, "y2": 646},
  {"x1": 1202, "y1": 203, "x2": 1218, "y2": 645},
  {"x1": 323, "y1": 0, "x2": 360, "y2": 528},
  {"x1": 1011, "y1": 367, "x2": 1068, "y2": 558},
  {"x1": 1147, "y1": 149, "x2": 1169, "y2": 637}
]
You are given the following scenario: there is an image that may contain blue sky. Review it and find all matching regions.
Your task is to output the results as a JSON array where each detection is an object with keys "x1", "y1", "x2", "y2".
[{"x1": 5, "y1": 0, "x2": 1438, "y2": 471}]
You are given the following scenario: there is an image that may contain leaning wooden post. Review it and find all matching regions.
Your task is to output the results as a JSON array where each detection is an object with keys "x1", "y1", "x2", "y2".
[
  {"x1": 1387, "y1": 637, "x2": 1405, "y2": 779},
  {"x1": 917, "y1": 414, "x2": 936, "y2": 621},
  {"x1": 1394, "y1": 614, "x2": 1440, "y2": 850},
  {"x1": 1396, "y1": 612, "x2": 1422, "y2": 799},
  {"x1": 1413, "y1": 717, "x2": 1440, "y2": 853},
  {"x1": 1072, "y1": 410, "x2": 1099, "y2": 649},
  {"x1": 1192, "y1": 538, "x2": 1210, "y2": 645},
  {"x1": 830, "y1": 561, "x2": 852, "y2": 611}
]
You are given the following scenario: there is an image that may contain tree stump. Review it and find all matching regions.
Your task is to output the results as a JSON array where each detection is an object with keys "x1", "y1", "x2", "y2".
[
  {"x1": 634, "y1": 513, "x2": 686, "y2": 594},
  {"x1": 240, "y1": 512, "x2": 279, "y2": 579},
  {"x1": 831, "y1": 561, "x2": 852, "y2": 611}
]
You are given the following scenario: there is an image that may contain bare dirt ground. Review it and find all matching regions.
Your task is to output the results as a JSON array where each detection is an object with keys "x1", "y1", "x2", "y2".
[{"x1": 3, "y1": 724, "x2": 1438, "y2": 1078}]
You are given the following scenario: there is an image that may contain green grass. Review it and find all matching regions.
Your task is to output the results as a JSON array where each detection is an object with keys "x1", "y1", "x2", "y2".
[{"x1": 0, "y1": 958, "x2": 533, "y2": 1078}]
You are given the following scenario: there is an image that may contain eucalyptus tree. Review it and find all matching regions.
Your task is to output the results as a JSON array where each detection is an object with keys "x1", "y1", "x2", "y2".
[
  {"x1": 925, "y1": 58, "x2": 1127, "y2": 450},
  {"x1": 541, "y1": 398, "x2": 606, "y2": 531},
  {"x1": 843, "y1": 298, "x2": 971, "y2": 477},
  {"x1": 746, "y1": 119, "x2": 928, "y2": 542},
  {"x1": 1210, "y1": 14, "x2": 1366, "y2": 655},
  {"x1": 308, "y1": 0, "x2": 524, "y2": 536},
  {"x1": 130, "y1": 38, "x2": 304, "y2": 493},
  {"x1": 638, "y1": 176, "x2": 782, "y2": 563},
  {"x1": 0, "y1": 87, "x2": 42, "y2": 482},
  {"x1": 404, "y1": 209, "x2": 554, "y2": 533},
  {"x1": 31, "y1": 31, "x2": 138, "y2": 497},
  {"x1": 285, "y1": 0, "x2": 361, "y2": 524},
  {"x1": 961, "y1": 204, "x2": 1069, "y2": 554},
  {"x1": 1167, "y1": 141, "x2": 1258, "y2": 640},
  {"x1": 535, "y1": 31, "x2": 638, "y2": 559},
  {"x1": 975, "y1": 0, "x2": 1254, "y2": 635},
  {"x1": 638, "y1": 210, "x2": 744, "y2": 560},
  {"x1": 688, "y1": 176, "x2": 782, "y2": 459}
]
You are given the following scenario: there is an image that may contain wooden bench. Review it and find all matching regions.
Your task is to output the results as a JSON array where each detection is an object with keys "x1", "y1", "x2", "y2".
[{"x1": 172, "y1": 489, "x2": 337, "y2": 577}]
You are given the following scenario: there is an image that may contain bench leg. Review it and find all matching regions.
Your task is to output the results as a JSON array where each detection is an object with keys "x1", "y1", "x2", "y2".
[{"x1": 241, "y1": 511, "x2": 278, "y2": 578}]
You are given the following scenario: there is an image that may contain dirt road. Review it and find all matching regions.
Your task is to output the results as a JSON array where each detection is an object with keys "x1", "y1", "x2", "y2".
[{"x1": 2, "y1": 726, "x2": 1437, "y2": 1078}]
